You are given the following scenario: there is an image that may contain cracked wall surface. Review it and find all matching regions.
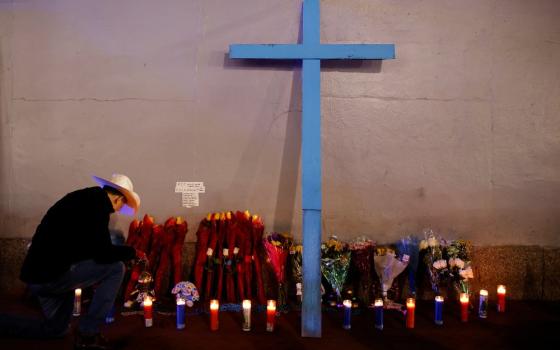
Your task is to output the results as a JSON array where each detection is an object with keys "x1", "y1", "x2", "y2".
[{"x1": 1, "y1": 0, "x2": 560, "y2": 246}]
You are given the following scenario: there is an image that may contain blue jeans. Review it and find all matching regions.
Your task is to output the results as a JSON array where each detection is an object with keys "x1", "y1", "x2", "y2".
[{"x1": 0, "y1": 260, "x2": 125, "y2": 338}]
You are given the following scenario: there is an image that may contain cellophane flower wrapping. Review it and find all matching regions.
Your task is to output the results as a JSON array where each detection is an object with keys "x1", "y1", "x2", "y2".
[
  {"x1": 419, "y1": 229, "x2": 448, "y2": 295},
  {"x1": 445, "y1": 239, "x2": 474, "y2": 299},
  {"x1": 396, "y1": 235, "x2": 420, "y2": 297},
  {"x1": 349, "y1": 237, "x2": 375, "y2": 306},
  {"x1": 263, "y1": 232, "x2": 293, "y2": 309},
  {"x1": 374, "y1": 246, "x2": 409, "y2": 302},
  {"x1": 290, "y1": 244, "x2": 303, "y2": 303},
  {"x1": 321, "y1": 236, "x2": 351, "y2": 303}
]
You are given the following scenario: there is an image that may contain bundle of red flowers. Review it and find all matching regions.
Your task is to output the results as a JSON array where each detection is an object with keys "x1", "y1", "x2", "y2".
[
  {"x1": 251, "y1": 215, "x2": 267, "y2": 305},
  {"x1": 123, "y1": 214, "x2": 153, "y2": 305},
  {"x1": 122, "y1": 214, "x2": 188, "y2": 308},
  {"x1": 263, "y1": 232, "x2": 293, "y2": 309},
  {"x1": 193, "y1": 214, "x2": 212, "y2": 293},
  {"x1": 192, "y1": 210, "x2": 266, "y2": 305}
]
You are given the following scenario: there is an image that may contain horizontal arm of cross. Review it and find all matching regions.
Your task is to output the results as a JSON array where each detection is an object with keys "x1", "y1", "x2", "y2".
[{"x1": 229, "y1": 44, "x2": 395, "y2": 60}]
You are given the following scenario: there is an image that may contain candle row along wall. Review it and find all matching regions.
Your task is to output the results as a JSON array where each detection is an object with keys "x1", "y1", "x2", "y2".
[
  {"x1": 152, "y1": 298, "x2": 277, "y2": 332},
  {"x1": 71, "y1": 285, "x2": 506, "y2": 331},
  {"x1": 344, "y1": 285, "x2": 507, "y2": 330}
]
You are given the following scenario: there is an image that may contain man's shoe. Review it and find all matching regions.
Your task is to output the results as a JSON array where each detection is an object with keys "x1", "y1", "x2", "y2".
[{"x1": 74, "y1": 332, "x2": 113, "y2": 350}]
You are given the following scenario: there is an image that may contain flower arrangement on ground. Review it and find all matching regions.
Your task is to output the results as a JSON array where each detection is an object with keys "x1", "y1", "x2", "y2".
[
  {"x1": 374, "y1": 245, "x2": 409, "y2": 306},
  {"x1": 349, "y1": 236, "x2": 375, "y2": 306},
  {"x1": 445, "y1": 239, "x2": 474, "y2": 299},
  {"x1": 290, "y1": 243, "x2": 303, "y2": 303},
  {"x1": 321, "y1": 236, "x2": 351, "y2": 305},
  {"x1": 263, "y1": 232, "x2": 293, "y2": 309},
  {"x1": 419, "y1": 229, "x2": 448, "y2": 295},
  {"x1": 396, "y1": 235, "x2": 420, "y2": 298}
]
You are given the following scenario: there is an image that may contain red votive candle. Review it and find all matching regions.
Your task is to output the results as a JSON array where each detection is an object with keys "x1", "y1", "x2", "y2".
[
  {"x1": 210, "y1": 299, "x2": 219, "y2": 331},
  {"x1": 460, "y1": 293, "x2": 469, "y2": 322},
  {"x1": 266, "y1": 300, "x2": 276, "y2": 332},
  {"x1": 497, "y1": 285, "x2": 506, "y2": 312},
  {"x1": 406, "y1": 298, "x2": 415, "y2": 329},
  {"x1": 144, "y1": 297, "x2": 153, "y2": 327}
]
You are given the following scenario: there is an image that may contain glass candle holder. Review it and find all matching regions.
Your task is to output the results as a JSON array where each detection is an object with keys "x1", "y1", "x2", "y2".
[
  {"x1": 266, "y1": 300, "x2": 276, "y2": 332},
  {"x1": 210, "y1": 299, "x2": 219, "y2": 331},
  {"x1": 479, "y1": 290, "x2": 488, "y2": 319},
  {"x1": 176, "y1": 298, "x2": 186, "y2": 330},
  {"x1": 242, "y1": 300, "x2": 251, "y2": 331},
  {"x1": 434, "y1": 295, "x2": 444, "y2": 326},
  {"x1": 374, "y1": 298, "x2": 384, "y2": 330},
  {"x1": 406, "y1": 298, "x2": 415, "y2": 329},
  {"x1": 144, "y1": 297, "x2": 153, "y2": 327},
  {"x1": 342, "y1": 299, "x2": 352, "y2": 330},
  {"x1": 73, "y1": 289, "x2": 82, "y2": 317},
  {"x1": 497, "y1": 285, "x2": 506, "y2": 312}
]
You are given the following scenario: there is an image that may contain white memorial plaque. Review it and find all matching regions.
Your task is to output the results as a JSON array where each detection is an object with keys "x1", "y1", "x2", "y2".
[{"x1": 176, "y1": 181, "x2": 205, "y2": 208}]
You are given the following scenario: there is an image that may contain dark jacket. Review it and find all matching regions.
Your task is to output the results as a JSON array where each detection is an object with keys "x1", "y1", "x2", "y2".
[{"x1": 20, "y1": 186, "x2": 136, "y2": 284}]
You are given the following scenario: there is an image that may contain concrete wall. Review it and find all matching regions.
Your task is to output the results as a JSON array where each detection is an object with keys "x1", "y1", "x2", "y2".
[
  {"x1": 2, "y1": 238, "x2": 559, "y2": 300},
  {"x1": 1, "y1": 0, "x2": 560, "y2": 246}
]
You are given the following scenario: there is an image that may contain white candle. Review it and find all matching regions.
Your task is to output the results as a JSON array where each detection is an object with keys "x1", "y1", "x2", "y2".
[
  {"x1": 242, "y1": 300, "x2": 251, "y2": 331},
  {"x1": 73, "y1": 289, "x2": 82, "y2": 316}
]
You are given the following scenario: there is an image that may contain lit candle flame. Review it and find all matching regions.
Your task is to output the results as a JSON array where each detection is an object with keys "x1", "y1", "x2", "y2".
[{"x1": 267, "y1": 300, "x2": 276, "y2": 311}]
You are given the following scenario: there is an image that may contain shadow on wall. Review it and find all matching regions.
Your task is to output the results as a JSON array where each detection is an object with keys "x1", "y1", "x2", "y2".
[
  {"x1": 223, "y1": 55, "x2": 382, "y2": 73},
  {"x1": 221, "y1": 8, "x2": 385, "y2": 233}
]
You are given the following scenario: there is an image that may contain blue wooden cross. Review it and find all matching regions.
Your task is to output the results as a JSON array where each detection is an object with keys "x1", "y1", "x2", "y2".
[{"x1": 229, "y1": 0, "x2": 395, "y2": 337}]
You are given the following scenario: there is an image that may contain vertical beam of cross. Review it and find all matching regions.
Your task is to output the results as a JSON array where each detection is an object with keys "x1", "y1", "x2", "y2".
[{"x1": 229, "y1": 0, "x2": 395, "y2": 337}]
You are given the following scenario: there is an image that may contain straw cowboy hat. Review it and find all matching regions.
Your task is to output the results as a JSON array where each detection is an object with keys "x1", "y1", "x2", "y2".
[{"x1": 92, "y1": 174, "x2": 141, "y2": 216}]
